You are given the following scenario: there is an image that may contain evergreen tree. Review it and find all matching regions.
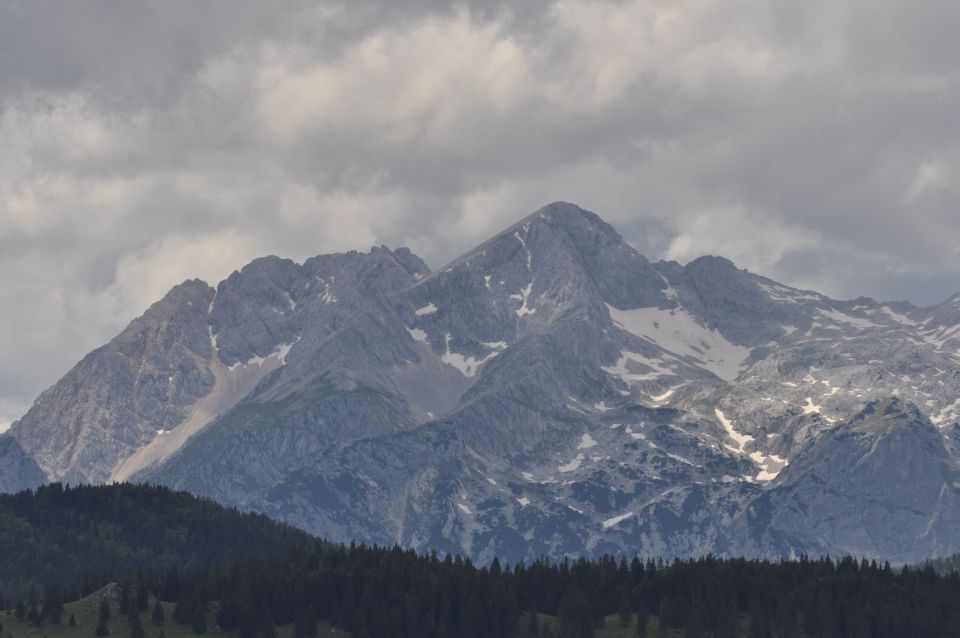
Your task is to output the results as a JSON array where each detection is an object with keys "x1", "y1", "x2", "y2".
[
  {"x1": 68, "y1": 614, "x2": 76, "y2": 627},
  {"x1": 617, "y1": 586, "x2": 631, "y2": 627},
  {"x1": 748, "y1": 607, "x2": 773, "y2": 638},
  {"x1": 119, "y1": 583, "x2": 131, "y2": 615},
  {"x1": 129, "y1": 608, "x2": 145, "y2": 638},
  {"x1": 291, "y1": 609, "x2": 317, "y2": 638},
  {"x1": 95, "y1": 599, "x2": 111, "y2": 637},
  {"x1": 686, "y1": 609, "x2": 705, "y2": 638},
  {"x1": 41, "y1": 586, "x2": 63, "y2": 624},
  {"x1": 151, "y1": 599, "x2": 165, "y2": 627},
  {"x1": 136, "y1": 582, "x2": 150, "y2": 613},
  {"x1": 635, "y1": 603, "x2": 649, "y2": 638},
  {"x1": 190, "y1": 607, "x2": 207, "y2": 635},
  {"x1": 557, "y1": 587, "x2": 592, "y2": 638},
  {"x1": 14, "y1": 601, "x2": 25, "y2": 620},
  {"x1": 215, "y1": 596, "x2": 238, "y2": 632},
  {"x1": 527, "y1": 604, "x2": 540, "y2": 636},
  {"x1": 26, "y1": 604, "x2": 40, "y2": 628},
  {"x1": 161, "y1": 570, "x2": 181, "y2": 603}
]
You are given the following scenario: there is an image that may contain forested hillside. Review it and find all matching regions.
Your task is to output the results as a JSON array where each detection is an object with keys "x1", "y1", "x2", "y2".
[
  {"x1": 0, "y1": 483, "x2": 312, "y2": 603},
  {"x1": 4, "y1": 484, "x2": 960, "y2": 638},
  {"x1": 922, "y1": 551, "x2": 960, "y2": 573}
]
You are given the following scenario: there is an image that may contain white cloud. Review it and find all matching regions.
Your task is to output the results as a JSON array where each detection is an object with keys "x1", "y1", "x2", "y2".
[
  {"x1": 906, "y1": 152, "x2": 960, "y2": 203},
  {"x1": 1, "y1": 0, "x2": 960, "y2": 420},
  {"x1": 664, "y1": 206, "x2": 828, "y2": 275}
]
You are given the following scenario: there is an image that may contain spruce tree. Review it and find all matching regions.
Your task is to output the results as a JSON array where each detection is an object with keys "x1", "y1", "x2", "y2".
[
  {"x1": 41, "y1": 587, "x2": 63, "y2": 624},
  {"x1": 95, "y1": 599, "x2": 111, "y2": 637},
  {"x1": 686, "y1": 609, "x2": 705, "y2": 638},
  {"x1": 27, "y1": 604, "x2": 40, "y2": 628},
  {"x1": 190, "y1": 608, "x2": 207, "y2": 635},
  {"x1": 136, "y1": 583, "x2": 149, "y2": 613},
  {"x1": 129, "y1": 609, "x2": 145, "y2": 638},
  {"x1": 215, "y1": 597, "x2": 238, "y2": 632},
  {"x1": 119, "y1": 583, "x2": 131, "y2": 615},
  {"x1": 151, "y1": 599, "x2": 165, "y2": 627},
  {"x1": 635, "y1": 603, "x2": 648, "y2": 637},
  {"x1": 68, "y1": 614, "x2": 76, "y2": 627},
  {"x1": 617, "y1": 587, "x2": 631, "y2": 627},
  {"x1": 161, "y1": 570, "x2": 181, "y2": 603},
  {"x1": 291, "y1": 609, "x2": 317, "y2": 638},
  {"x1": 557, "y1": 587, "x2": 592, "y2": 638}
]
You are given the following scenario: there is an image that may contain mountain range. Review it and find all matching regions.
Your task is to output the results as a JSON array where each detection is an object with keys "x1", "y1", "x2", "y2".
[{"x1": 3, "y1": 202, "x2": 960, "y2": 564}]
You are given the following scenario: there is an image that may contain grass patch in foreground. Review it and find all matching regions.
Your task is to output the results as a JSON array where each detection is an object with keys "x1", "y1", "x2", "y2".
[{"x1": 1, "y1": 587, "x2": 347, "y2": 638}]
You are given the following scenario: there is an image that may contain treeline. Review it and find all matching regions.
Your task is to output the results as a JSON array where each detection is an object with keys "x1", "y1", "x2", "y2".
[
  {"x1": 0, "y1": 482, "x2": 312, "y2": 604},
  {"x1": 922, "y1": 552, "x2": 960, "y2": 574},
  {"x1": 5, "y1": 484, "x2": 960, "y2": 638}
]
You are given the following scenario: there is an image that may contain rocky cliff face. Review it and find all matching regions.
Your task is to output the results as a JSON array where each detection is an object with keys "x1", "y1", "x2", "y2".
[
  {"x1": 752, "y1": 398, "x2": 960, "y2": 563},
  {"x1": 5, "y1": 202, "x2": 960, "y2": 564},
  {"x1": 0, "y1": 435, "x2": 46, "y2": 492},
  {"x1": 11, "y1": 279, "x2": 217, "y2": 484}
]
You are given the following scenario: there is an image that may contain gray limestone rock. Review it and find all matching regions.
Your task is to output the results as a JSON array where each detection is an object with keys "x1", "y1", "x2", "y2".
[
  {"x1": 0, "y1": 435, "x2": 46, "y2": 493},
  {"x1": 6, "y1": 201, "x2": 960, "y2": 565}
]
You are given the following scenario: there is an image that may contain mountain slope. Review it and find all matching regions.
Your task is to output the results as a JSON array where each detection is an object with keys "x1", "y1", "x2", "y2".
[
  {"x1": 5, "y1": 202, "x2": 960, "y2": 564},
  {"x1": 753, "y1": 398, "x2": 960, "y2": 562}
]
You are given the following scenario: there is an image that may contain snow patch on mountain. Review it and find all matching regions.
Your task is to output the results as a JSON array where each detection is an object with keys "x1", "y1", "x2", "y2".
[
  {"x1": 441, "y1": 334, "x2": 499, "y2": 377},
  {"x1": 716, "y1": 409, "x2": 787, "y2": 481},
  {"x1": 407, "y1": 328, "x2": 429, "y2": 344},
  {"x1": 817, "y1": 308, "x2": 882, "y2": 330},
  {"x1": 228, "y1": 340, "x2": 298, "y2": 371},
  {"x1": 513, "y1": 231, "x2": 533, "y2": 270},
  {"x1": 606, "y1": 305, "x2": 750, "y2": 381},
  {"x1": 602, "y1": 351, "x2": 672, "y2": 385},
  {"x1": 511, "y1": 283, "x2": 536, "y2": 318},
  {"x1": 558, "y1": 453, "x2": 585, "y2": 473},
  {"x1": 603, "y1": 512, "x2": 634, "y2": 529}
]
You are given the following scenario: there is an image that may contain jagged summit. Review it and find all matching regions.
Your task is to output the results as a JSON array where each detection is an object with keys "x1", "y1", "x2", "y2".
[
  {"x1": 2, "y1": 202, "x2": 960, "y2": 564},
  {"x1": 440, "y1": 201, "x2": 621, "y2": 268},
  {"x1": 416, "y1": 202, "x2": 666, "y2": 322}
]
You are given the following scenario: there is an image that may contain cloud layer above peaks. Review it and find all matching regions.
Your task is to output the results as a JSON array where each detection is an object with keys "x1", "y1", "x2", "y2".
[{"x1": 2, "y1": 0, "x2": 959, "y2": 421}]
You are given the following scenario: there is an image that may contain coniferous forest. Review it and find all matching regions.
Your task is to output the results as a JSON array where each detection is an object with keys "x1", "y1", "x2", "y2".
[{"x1": 3, "y1": 484, "x2": 960, "y2": 638}]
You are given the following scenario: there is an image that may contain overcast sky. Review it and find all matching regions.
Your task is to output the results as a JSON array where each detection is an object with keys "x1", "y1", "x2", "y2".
[{"x1": 1, "y1": 0, "x2": 959, "y2": 428}]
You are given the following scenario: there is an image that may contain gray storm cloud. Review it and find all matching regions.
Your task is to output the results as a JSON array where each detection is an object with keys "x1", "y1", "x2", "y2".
[{"x1": 1, "y1": 0, "x2": 959, "y2": 427}]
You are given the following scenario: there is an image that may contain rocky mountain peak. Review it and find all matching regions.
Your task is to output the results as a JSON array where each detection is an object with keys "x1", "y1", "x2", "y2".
[{"x1": 4, "y1": 202, "x2": 960, "y2": 565}]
